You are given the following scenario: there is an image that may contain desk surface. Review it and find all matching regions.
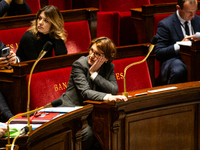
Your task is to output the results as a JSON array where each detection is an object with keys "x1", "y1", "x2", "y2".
[{"x1": 84, "y1": 81, "x2": 200, "y2": 150}]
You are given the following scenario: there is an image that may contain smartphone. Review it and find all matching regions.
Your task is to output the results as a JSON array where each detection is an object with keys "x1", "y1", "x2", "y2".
[{"x1": 1, "y1": 47, "x2": 10, "y2": 59}]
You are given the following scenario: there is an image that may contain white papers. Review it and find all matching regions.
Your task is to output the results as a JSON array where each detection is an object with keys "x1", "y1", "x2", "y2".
[
  {"x1": 9, "y1": 124, "x2": 42, "y2": 130},
  {"x1": 38, "y1": 106, "x2": 82, "y2": 113},
  {"x1": 147, "y1": 87, "x2": 177, "y2": 93},
  {"x1": 177, "y1": 41, "x2": 192, "y2": 46},
  {"x1": 0, "y1": 122, "x2": 42, "y2": 130}
]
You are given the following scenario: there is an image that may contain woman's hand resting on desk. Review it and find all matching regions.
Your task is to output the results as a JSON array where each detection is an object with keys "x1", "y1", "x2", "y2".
[{"x1": 105, "y1": 94, "x2": 128, "y2": 102}]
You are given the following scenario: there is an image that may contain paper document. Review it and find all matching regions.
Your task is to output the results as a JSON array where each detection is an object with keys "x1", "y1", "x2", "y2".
[
  {"x1": 147, "y1": 87, "x2": 177, "y2": 93},
  {"x1": 176, "y1": 41, "x2": 192, "y2": 46},
  {"x1": 38, "y1": 106, "x2": 82, "y2": 113}
]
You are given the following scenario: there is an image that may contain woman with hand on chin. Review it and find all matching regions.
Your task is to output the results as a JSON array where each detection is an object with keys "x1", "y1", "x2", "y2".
[
  {"x1": 59, "y1": 37, "x2": 127, "y2": 150},
  {"x1": 16, "y1": 5, "x2": 68, "y2": 62}
]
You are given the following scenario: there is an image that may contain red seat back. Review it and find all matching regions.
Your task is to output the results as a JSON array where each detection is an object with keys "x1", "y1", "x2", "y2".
[
  {"x1": 25, "y1": 0, "x2": 41, "y2": 14},
  {"x1": 0, "y1": 27, "x2": 29, "y2": 53},
  {"x1": 97, "y1": 0, "x2": 150, "y2": 11},
  {"x1": 150, "y1": 0, "x2": 177, "y2": 4},
  {"x1": 64, "y1": 20, "x2": 91, "y2": 54},
  {"x1": 48, "y1": 0, "x2": 72, "y2": 10},
  {"x1": 27, "y1": 67, "x2": 72, "y2": 110},
  {"x1": 153, "y1": 13, "x2": 172, "y2": 79},
  {"x1": 97, "y1": 11, "x2": 120, "y2": 46},
  {"x1": 113, "y1": 56, "x2": 152, "y2": 93}
]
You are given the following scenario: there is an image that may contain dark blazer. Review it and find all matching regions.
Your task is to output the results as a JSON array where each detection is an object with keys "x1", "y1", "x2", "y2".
[
  {"x1": 59, "y1": 56, "x2": 118, "y2": 106},
  {"x1": 155, "y1": 12, "x2": 200, "y2": 62},
  {"x1": 155, "y1": 12, "x2": 200, "y2": 82}
]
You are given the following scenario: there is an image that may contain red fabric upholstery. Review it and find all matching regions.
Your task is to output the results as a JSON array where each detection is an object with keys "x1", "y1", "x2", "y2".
[
  {"x1": 153, "y1": 14, "x2": 172, "y2": 35},
  {"x1": 64, "y1": 20, "x2": 91, "y2": 54},
  {"x1": 119, "y1": 11, "x2": 138, "y2": 45},
  {"x1": 0, "y1": 27, "x2": 29, "y2": 53},
  {"x1": 113, "y1": 56, "x2": 152, "y2": 93},
  {"x1": 98, "y1": 0, "x2": 150, "y2": 11},
  {"x1": 48, "y1": 0, "x2": 72, "y2": 10},
  {"x1": 150, "y1": 0, "x2": 177, "y2": 4},
  {"x1": 153, "y1": 13, "x2": 172, "y2": 79},
  {"x1": 84, "y1": 0, "x2": 150, "y2": 46},
  {"x1": 97, "y1": 11, "x2": 120, "y2": 46},
  {"x1": 27, "y1": 67, "x2": 72, "y2": 110},
  {"x1": 25, "y1": 0, "x2": 41, "y2": 14}
]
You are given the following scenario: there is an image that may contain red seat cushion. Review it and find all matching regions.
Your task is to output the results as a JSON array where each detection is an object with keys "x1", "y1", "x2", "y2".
[
  {"x1": 25, "y1": 0, "x2": 41, "y2": 14},
  {"x1": 98, "y1": 0, "x2": 150, "y2": 11},
  {"x1": 153, "y1": 13, "x2": 172, "y2": 35},
  {"x1": 97, "y1": 11, "x2": 120, "y2": 46},
  {"x1": 48, "y1": 0, "x2": 72, "y2": 10},
  {"x1": 153, "y1": 13, "x2": 172, "y2": 79},
  {"x1": 119, "y1": 11, "x2": 138, "y2": 45},
  {"x1": 113, "y1": 56, "x2": 152, "y2": 93},
  {"x1": 0, "y1": 27, "x2": 29, "y2": 53},
  {"x1": 150, "y1": 0, "x2": 177, "y2": 4},
  {"x1": 26, "y1": 67, "x2": 72, "y2": 110},
  {"x1": 64, "y1": 20, "x2": 91, "y2": 54}
]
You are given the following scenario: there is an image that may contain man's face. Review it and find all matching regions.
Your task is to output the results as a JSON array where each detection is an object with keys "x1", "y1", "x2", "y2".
[{"x1": 177, "y1": 1, "x2": 198, "y2": 21}]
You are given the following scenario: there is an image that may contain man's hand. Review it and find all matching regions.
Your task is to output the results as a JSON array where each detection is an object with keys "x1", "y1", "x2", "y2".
[
  {"x1": 182, "y1": 35, "x2": 196, "y2": 41},
  {"x1": 4, "y1": 0, "x2": 12, "y2": 5},
  {"x1": 14, "y1": 0, "x2": 24, "y2": 4},
  {"x1": 89, "y1": 55, "x2": 107, "y2": 75}
]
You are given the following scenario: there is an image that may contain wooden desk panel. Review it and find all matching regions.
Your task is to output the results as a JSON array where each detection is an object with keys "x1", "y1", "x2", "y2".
[
  {"x1": 84, "y1": 81, "x2": 200, "y2": 150},
  {"x1": 0, "y1": 104, "x2": 93, "y2": 150}
]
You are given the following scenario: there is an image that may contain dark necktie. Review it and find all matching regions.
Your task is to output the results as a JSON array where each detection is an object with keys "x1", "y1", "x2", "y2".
[{"x1": 185, "y1": 21, "x2": 190, "y2": 36}]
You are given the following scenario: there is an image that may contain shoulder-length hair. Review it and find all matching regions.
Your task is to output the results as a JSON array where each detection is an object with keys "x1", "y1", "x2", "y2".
[
  {"x1": 88, "y1": 37, "x2": 117, "y2": 63},
  {"x1": 28, "y1": 5, "x2": 67, "y2": 42}
]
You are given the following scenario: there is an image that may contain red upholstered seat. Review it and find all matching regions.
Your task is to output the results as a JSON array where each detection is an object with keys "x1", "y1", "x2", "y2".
[
  {"x1": 153, "y1": 13, "x2": 172, "y2": 80},
  {"x1": 97, "y1": 11, "x2": 120, "y2": 46},
  {"x1": 64, "y1": 20, "x2": 91, "y2": 54},
  {"x1": 95, "y1": 0, "x2": 150, "y2": 46},
  {"x1": 27, "y1": 67, "x2": 72, "y2": 110},
  {"x1": 97, "y1": 0, "x2": 150, "y2": 11},
  {"x1": 25, "y1": 0, "x2": 41, "y2": 14},
  {"x1": 150, "y1": 0, "x2": 177, "y2": 4},
  {"x1": 0, "y1": 27, "x2": 29, "y2": 53},
  {"x1": 113, "y1": 56, "x2": 152, "y2": 93},
  {"x1": 48, "y1": 0, "x2": 72, "y2": 10},
  {"x1": 119, "y1": 11, "x2": 138, "y2": 45}
]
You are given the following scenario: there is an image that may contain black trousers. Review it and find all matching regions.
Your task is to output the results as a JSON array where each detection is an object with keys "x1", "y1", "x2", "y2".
[
  {"x1": 160, "y1": 58, "x2": 187, "y2": 85},
  {"x1": 0, "y1": 91, "x2": 13, "y2": 122},
  {"x1": 81, "y1": 114, "x2": 102, "y2": 150}
]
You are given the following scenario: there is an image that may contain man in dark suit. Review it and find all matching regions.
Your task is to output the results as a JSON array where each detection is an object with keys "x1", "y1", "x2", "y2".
[
  {"x1": 59, "y1": 37, "x2": 127, "y2": 150},
  {"x1": 155, "y1": 0, "x2": 200, "y2": 85},
  {"x1": 0, "y1": 0, "x2": 31, "y2": 17}
]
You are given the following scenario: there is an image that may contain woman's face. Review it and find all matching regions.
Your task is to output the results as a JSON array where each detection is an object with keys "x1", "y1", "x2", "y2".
[
  {"x1": 37, "y1": 11, "x2": 51, "y2": 34},
  {"x1": 88, "y1": 43, "x2": 105, "y2": 66}
]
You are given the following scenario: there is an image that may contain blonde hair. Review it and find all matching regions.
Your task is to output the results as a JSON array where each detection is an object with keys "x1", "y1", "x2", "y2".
[{"x1": 28, "y1": 5, "x2": 67, "y2": 42}]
